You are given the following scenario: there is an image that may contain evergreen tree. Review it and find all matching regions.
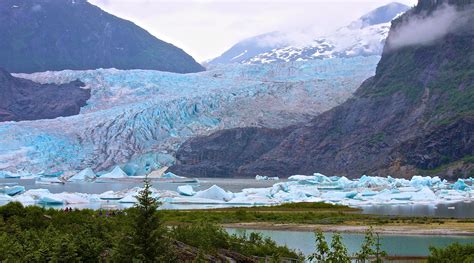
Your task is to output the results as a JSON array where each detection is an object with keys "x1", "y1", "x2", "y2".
[{"x1": 113, "y1": 176, "x2": 174, "y2": 262}]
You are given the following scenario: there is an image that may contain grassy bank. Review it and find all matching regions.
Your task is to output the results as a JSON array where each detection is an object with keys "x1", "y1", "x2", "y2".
[{"x1": 159, "y1": 202, "x2": 474, "y2": 235}]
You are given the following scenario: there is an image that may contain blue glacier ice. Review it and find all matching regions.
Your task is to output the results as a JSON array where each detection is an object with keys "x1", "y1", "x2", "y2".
[
  {"x1": 0, "y1": 57, "x2": 378, "y2": 176},
  {"x1": 177, "y1": 185, "x2": 196, "y2": 196},
  {"x1": 68, "y1": 168, "x2": 97, "y2": 182}
]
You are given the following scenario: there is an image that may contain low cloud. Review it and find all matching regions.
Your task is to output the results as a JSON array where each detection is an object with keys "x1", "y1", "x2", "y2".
[{"x1": 387, "y1": 4, "x2": 473, "y2": 50}]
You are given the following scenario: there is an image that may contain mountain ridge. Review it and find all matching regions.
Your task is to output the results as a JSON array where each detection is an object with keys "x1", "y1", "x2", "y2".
[
  {"x1": 208, "y1": 2, "x2": 409, "y2": 66},
  {"x1": 0, "y1": 0, "x2": 204, "y2": 73}
]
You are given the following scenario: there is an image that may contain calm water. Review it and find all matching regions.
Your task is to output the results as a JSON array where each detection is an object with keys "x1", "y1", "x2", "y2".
[
  {"x1": 0, "y1": 178, "x2": 283, "y2": 194},
  {"x1": 361, "y1": 202, "x2": 474, "y2": 218},
  {"x1": 226, "y1": 228, "x2": 474, "y2": 257}
]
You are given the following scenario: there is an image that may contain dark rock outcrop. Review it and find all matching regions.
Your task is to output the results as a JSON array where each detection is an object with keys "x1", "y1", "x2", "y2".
[
  {"x1": 0, "y1": 0, "x2": 204, "y2": 74},
  {"x1": 0, "y1": 68, "x2": 90, "y2": 122},
  {"x1": 170, "y1": 0, "x2": 474, "y2": 179}
]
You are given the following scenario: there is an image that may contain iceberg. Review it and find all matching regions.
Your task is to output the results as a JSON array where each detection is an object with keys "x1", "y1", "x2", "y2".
[
  {"x1": 99, "y1": 191, "x2": 124, "y2": 200},
  {"x1": 0, "y1": 194, "x2": 13, "y2": 202},
  {"x1": 68, "y1": 168, "x2": 96, "y2": 182},
  {"x1": 0, "y1": 173, "x2": 473, "y2": 209},
  {"x1": 255, "y1": 175, "x2": 279, "y2": 181},
  {"x1": 162, "y1": 172, "x2": 183, "y2": 179},
  {"x1": 119, "y1": 194, "x2": 138, "y2": 203},
  {"x1": 0, "y1": 171, "x2": 21, "y2": 179},
  {"x1": 0, "y1": 185, "x2": 25, "y2": 196},
  {"x1": 453, "y1": 179, "x2": 471, "y2": 191},
  {"x1": 177, "y1": 185, "x2": 195, "y2": 196},
  {"x1": 99, "y1": 166, "x2": 128, "y2": 179},
  {"x1": 194, "y1": 185, "x2": 233, "y2": 201},
  {"x1": 38, "y1": 194, "x2": 64, "y2": 205},
  {"x1": 35, "y1": 176, "x2": 65, "y2": 185}
]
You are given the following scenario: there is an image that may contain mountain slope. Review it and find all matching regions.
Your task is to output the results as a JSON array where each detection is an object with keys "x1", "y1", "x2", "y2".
[
  {"x1": 245, "y1": 2, "x2": 410, "y2": 64},
  {"x1": 207, "y1": 32, "x2": 289, "y2": 65},
  {"x1": 0, "y1": 0, "x2": 204, "y2": 73},
  {"x1": 0, "y1": 68, "x2": 90, "y2": 122},
  {"x1": 209, "y1": 2, "x2": 409, "y2": 66},
  {"x1": 169, "y1": 0, "x2": 474, "y2": 179}
]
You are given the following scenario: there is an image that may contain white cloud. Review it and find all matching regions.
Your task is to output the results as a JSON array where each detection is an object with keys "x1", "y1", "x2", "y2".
[
  {"x1": 89, "y1": 0, "x2": 417, "y2": 62},
  {"x1": 387, "y1": 4, "x2": 473, "y2": 50}
]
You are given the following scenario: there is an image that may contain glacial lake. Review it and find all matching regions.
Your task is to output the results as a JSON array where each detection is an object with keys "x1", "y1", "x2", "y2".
[
  {"x1": 1, "y1": 178, "x2": 474, "y2": 218},
  {"x1": 226, "y1": 228, "x2": 474, "y2": 257}
]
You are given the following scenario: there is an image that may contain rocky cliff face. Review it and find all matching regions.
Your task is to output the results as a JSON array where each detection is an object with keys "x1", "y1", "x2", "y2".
[
  {"x1": 0, "y1": 68, "x2": 90, "y2": 122},
  {"x1": 0, "y1": 0, "x2": 204, "y2": 73},
  {"x1": 170, "y1": 0, "x2": 474, "y2": 179}
]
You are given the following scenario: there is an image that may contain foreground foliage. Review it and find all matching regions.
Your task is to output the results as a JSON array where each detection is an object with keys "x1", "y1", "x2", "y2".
[
  {"x1": 0, "y1": 179, "x2": 300, "y2": 262},
  {"x1": 428, "y1": 243, "x2": 474, "y2": 263}
]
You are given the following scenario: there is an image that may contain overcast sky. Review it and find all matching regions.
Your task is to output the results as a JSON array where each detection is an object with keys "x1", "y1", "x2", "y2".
[{"x1": 89, "y1": 0, "x2": 417, "y2": 62}]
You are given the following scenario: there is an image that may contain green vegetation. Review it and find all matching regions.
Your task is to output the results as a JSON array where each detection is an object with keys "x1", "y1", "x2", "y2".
[
  {"x1": 418, "y1": 155, "x2": 474, "y2": 176},
  {"x1": 0, "y1": 179, "x2": 300, "y2": 262},
  {"x1": 160, "y1": 202, "x2": 373, "y2": 225},
  {"x1": 428, "y1": 243, "x2": 474, "y2": 263},
  {"x1": 309, "y1": 228, "x2": 387, "y2": 263},
  {"x1": 171, "y1": 223, "x2": 303, "y2": 260}
]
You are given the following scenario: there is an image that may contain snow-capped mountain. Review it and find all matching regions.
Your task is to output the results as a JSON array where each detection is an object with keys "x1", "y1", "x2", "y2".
[
  {"x1": 210, "y1": 2, "x2": 409, "y2": 65},
  {"x1": 246, "y1": 2, "x2": 409, "y2": 64},
  {"x1": 206, "y1": 32, "x2": 289, "y2": 65},
  {"x1": 0, "y1": 57, "x2": 378, "y2": 176}
]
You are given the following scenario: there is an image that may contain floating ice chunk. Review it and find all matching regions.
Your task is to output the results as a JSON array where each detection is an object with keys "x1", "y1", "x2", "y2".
[
  {"x1": 99, "y1": 191, "x2": 124, "y2": 200},
  {"x1": 194, "y1": 185, "x2": 233, "y2": 201},
  {"x1": 274, "y1": 191, "x2": 309, "y2": 202},
  {"x1": 12, "y1": 194, "x2": 35, "y2": 205},
  {"x1": 360, "y1": 190, "x2": 378, "y2": 196},
  {"x1": 313, "y1": 173, "x2": 332, "y2": 183},
  {"x1": 288, "y1": 175, "x2": 314, "y2": 181},
  {"x1": 36, "y1": 176, "x2": 64, "y2": 185},
  {"x1": 119, "y1": 194, "x2": 138, "y2": 203},
  {"x1": 453, "y1": 179, "x2": 471, "y2": 191},
  {"x1": 57, "y1": 193, "x2": 89, "y2": 204},
  {"x1": 177, "y1": 185, "x2": 195, "y2": 196},
  {"x1": 255, "y1": 175, "x2": 280, "y2": 181},
  {"x1": 410, "y1": 187, "x2": 437, "y2": 202},
  {"x1": 38, "y1": 194, "x2": 64, "y2": 205},
  {"x1": 336, "y1": 176, "x2": 354, "y2": 188},
  {"x1": 100, "y1": 166, "x2": 128, "y2": 179},
  {"x1": 391, "y1": 193, "x2": 412, "y2": 201},
  {"x1": 410, "y1": 176, "x2": 442, "y2": 188},
  {"x1": 321, "y1": 191, "x2": 357, "y2": 201},
  {"x1": 0, "y1": 185, "x2": 25, "y2": 196},
  {"x1": 270, "y1": 183, "x2": 290, "y2": 196},
  {"x1": 0, "y1": 171, "x2": 21, "y2": 179},
  {"x1": 398, "y1": 187, "x2": 420, "y2": 192},
  {"x1": 68, "y1": 168, "x2": 96, "y2": 182},
  {"x1": 288, "y1": 184, "x2": 320, "y2": 197},
  {"x1": 171, "y1": 196, "x2": 225, "y2": 204},
  {"x1": 357, "y1": 175, "x2": 389, "y2": 188},
  {"x1": 0, "y1": 194, "x2": 13, "y2": 202},
  {"x1": 162, "y1": 172, "x2": 183, "y2": 179}
]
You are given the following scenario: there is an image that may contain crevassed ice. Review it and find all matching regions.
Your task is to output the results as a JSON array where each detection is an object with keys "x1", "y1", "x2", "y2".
[{"x1": 1, "y1": 57, "x2": 378, "y2": 176}]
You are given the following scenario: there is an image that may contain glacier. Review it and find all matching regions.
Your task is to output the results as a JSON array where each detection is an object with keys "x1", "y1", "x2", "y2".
[{"x1": 0, "y1": 57, "x2": 378, "y2": 176}]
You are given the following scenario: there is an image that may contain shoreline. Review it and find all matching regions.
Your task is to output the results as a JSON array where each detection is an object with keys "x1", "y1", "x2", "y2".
[{"x1": 223, "y1": 222, "x2": 474, "y2": 237}]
